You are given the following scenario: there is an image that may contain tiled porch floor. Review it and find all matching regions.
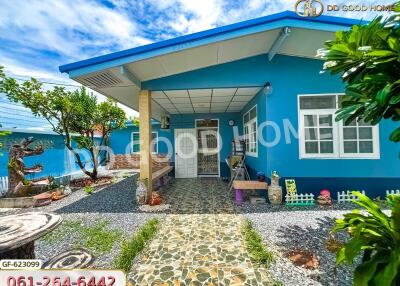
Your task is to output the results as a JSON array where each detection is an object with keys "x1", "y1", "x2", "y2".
[{"x1": 128, "y1": 179, "x2": 270, "y2": 285}]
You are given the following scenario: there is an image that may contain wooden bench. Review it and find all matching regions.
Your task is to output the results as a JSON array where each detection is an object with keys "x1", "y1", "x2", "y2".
[
  {"x1": 232, "y1": 180, "x2": 268, "y2": 205},
  {"x1": 152, "y1": 165, "x2": 173, "y2": 190}
]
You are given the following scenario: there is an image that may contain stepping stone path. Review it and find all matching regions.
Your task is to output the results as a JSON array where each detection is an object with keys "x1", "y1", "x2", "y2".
[{"x1": 128, "y1": 179, "x2": 270, "y2": 285}]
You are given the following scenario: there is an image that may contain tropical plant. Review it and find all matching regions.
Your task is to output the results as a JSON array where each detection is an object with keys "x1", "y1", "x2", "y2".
[
  {"x1": 332, "y1": 192, "x2": 400, "y2": 286},
  {"x1": 84, "y1": 186, "x2": 94, "y2": 195},
  {"x1": 320, "y1": 3, "x2": 400, "y2": 145},
  {"x1": 0, "y1": 66, "x2": 127, "y2": 180}
]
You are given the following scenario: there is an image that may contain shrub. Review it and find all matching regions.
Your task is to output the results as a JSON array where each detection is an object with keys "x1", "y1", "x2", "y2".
[
  {"x1": 333, "y1": 192, "x2": 400, "y2": 286},
  {"x1": 84, "y1": 186, "x2": 94, "y2": 195}
]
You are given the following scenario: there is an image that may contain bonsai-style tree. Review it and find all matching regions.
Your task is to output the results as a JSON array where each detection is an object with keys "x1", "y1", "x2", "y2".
[
  {"x1": 0, "y1": 66, "x2": 127, "y2": 180},
  {"x1": 320, "y1": 3, "x2": 400, "y2": 144}
]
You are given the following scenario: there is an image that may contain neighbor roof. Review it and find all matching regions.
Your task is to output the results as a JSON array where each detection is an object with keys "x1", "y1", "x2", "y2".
[{"x1": 59, "y1": 11, "x2": 361, "y2": 74}]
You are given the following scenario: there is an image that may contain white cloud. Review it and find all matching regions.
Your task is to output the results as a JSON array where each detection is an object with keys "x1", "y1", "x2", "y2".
[
  {"x1": 0, "y1": 0, "x2": 395, "y2": 121},
  {"x1": 0, "y1": 0, "x2": 148, "y2": 61},
  {"x1": 0, "y1": 55, "x2": 71, "y2": 84}
]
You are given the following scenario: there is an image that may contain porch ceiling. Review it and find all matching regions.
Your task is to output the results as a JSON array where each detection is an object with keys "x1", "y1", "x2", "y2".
[{"x1": 152, "y1": 87, "x2": 262, "y2": 114}]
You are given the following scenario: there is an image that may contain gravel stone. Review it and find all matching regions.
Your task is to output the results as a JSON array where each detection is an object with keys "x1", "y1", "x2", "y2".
[
  {"x1": 240, "y1": 202, "x2": 357, "y2": 286},
  {"x1": 1, "y1": 173, "x2": 163, "y2": 268}
]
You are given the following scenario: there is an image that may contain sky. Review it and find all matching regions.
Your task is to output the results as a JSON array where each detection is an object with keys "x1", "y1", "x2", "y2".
[{"x1": 0, "y1": 0, "x2": 395, "y2": 116}]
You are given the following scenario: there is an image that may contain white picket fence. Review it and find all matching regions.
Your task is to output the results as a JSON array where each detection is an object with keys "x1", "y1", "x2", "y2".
[
  {"x1": 337, "y1": 190, "x2": 365, "y2": 203},
  {"x1": 386, "y1": 190, "x2": 400, "y2": 196},
  {"x1": 0, "y1": 176, "x2": 8, "y2": 197},
  {"x1": 285, "y1": 193, "x2": 315, "y2": 205}
]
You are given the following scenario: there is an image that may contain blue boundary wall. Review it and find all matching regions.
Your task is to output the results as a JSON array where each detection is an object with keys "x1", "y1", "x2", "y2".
[
  {"x1": 0, "y1": 132, "x2": 106, "y2": 179},
  {"x1": 109, "y1": 122, "x2": 172, "y2": 155},
  {"x1": 0, "y1": 132, "x2": 80, "y2": 178}
]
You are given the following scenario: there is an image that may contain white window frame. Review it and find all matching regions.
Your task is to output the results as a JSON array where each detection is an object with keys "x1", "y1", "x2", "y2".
[
  {"x1": 338, "y1": 120, "x2": 380, "y2": 159},
  {"x1": 243, "y1": 105, "x2": 258, "y2": 157},
  {"x1": 131, "y1": 131, "x2": 158, "y2": 154},
  {"x1": 298, "y1": 94, "x2": 380, "y2": 159}
]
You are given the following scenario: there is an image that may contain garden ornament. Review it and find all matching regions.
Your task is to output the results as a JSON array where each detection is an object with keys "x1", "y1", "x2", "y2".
[
  {"x1": 268, "y1": 171, "x2": 282, "y2": 205},
  {"x1": 136, "y1": 178, "x2": 147, "y2": 205},
  {"x1": 317, "y1": 189, "x2": 332, "y2": 206}
]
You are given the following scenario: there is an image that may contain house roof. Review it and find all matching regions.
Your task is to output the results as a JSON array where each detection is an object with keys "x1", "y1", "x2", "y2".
[
  {"x1": 59, "y1": 11, "x2": 361, "y2": 74},
  {"x1": 59, "y1": 11, "x2": 363, "y2": 121}
]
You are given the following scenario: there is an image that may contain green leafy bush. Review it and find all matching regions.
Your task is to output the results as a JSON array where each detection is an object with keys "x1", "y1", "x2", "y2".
[
  {"x1": 84, "y1": 186, "x2": 94, "y2": 195},
  {"x1": 333, "y1": 192, "x2": 400, "y2": 286},
  {"x1": 320, "y1": 4, "x2": 400, "y2": 146}
]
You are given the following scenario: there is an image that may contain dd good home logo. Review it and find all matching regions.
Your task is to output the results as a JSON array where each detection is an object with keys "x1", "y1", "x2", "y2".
[{"x1": 295, "y1": 0, "x2": 324, "y2": 17}]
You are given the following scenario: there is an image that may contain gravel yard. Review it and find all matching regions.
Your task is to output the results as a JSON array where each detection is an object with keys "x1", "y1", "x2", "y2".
[
  {"x1": 0, "y1": 174, "x2": 163, "y2": 269},
  {"x1": 0, "y1": 177, "x2": 366, "y2": 285},
  {"x1": 240, "y1": 203, "x2": 357, "y2": 286}
]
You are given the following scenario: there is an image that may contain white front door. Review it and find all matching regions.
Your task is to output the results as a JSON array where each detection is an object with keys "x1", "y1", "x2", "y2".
[{"x1": 174, "y1": 128, "x2": 197, "y2": 178}]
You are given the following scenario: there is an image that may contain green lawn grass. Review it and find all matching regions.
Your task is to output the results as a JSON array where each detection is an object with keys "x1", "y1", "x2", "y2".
[
  {"x1": 243, "y1": 220, "x2": 275, "y2": 268},
  {"x1": 42, "y1": 219, "x2": 122, "y2": 254},
  {"x1": 114, "y1": 218, "x2": 159, "y2": 273}
]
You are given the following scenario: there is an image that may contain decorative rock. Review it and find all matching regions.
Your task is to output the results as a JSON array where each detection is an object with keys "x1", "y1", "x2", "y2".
[
  {"x1": 63, "y1": 186, "x2": 72, "y2": 196},
  {"x1": 287, "y1": 249, "x2": 320, "y2": 270},
  {"x1": 33, "y1": 192, "x2": 52, "y2": 207},
  {"x1": 43, "y1": 248, "x2": 94, "y2": 269}
]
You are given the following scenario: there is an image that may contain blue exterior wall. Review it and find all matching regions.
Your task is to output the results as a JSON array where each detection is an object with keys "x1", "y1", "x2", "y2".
[
  {"x1": 143, "y1": 54, "x2": 400, "y2": 197},
  {"x1": 109, "y1": 115, "x2": 241, "y2": 177},
  {"x1": 109, "y1": 123, "x2": 173, "y2": 155}
]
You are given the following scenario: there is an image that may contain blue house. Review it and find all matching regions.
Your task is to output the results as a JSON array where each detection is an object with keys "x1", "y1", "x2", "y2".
[{"x1": 60, "y1": 11, "x2": 400, "y2": 198}]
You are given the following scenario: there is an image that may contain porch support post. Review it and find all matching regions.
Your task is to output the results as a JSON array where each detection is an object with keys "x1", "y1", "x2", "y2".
[{"x1": 139, "y1": 89, "x2": 152, "y2": 202}]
